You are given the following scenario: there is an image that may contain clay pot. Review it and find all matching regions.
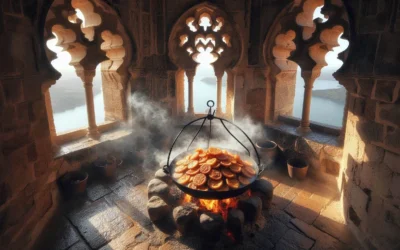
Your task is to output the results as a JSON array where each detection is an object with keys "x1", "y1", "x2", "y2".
[
  {"x1": 94, "y1": 156, "x2": 121, "y2": 178},
  {"x1": 287, "y1": 158, "x2": 308, "y2": 180},
  {"x1": 256, "y1": 140, "x2": 278, "y2": 166},
  {"x1": 62, "y1": 171, "x2": 88, "y2": 194}
]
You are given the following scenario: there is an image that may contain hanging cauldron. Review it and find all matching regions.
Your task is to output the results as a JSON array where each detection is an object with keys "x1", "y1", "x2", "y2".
[{"x1": 163, "y1": 101, "x2": 266, "y2": 200}]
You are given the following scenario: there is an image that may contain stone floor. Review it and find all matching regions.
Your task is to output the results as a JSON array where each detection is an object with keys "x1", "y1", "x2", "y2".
[{"x1": 34, "y1": 156, "x2": 360, "y2": 250}]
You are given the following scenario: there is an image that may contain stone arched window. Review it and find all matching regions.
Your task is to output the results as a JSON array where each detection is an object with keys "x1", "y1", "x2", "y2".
[
  {"x1": 263, "y1": 0, "x2": 350, "y2": 134},
  {"x1": 168, "y1": 2, "x2": 242, "y2": 118},
  {"x1": 43, "y1": 0, "x2": 132, "y2": 147}
]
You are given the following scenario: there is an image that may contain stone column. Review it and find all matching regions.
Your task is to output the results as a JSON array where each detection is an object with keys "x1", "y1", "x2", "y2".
[
  {"x1": 226, "y1": 70, "x2": 235, "y2": 120},
  {"x1": 185, "y1": 69, "x2": 196, "y2": 115},
  {"x1": 175, "y1": 69, "x2": 185, "y2": 116},
  {"x1": 297, "y1": 71, "x2": 317, "y2": 133},
  {"x1": 42, "y1": 81, "x2": 59, "y2": 151},
  {"x1": 78, "y1": 69, "x2": 100, "y2": 139},
  {"x1": 215, "y1": 69, "x2": 224, "y2": 116}
]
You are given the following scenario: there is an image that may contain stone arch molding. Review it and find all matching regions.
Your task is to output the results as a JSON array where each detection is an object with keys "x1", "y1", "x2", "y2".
[
  {"x1": 168, "y1": 2, "x2": 242, "y2": 72},
  {"x1": 263, "y1": 0, "x2": 350, "y2": 125},
  {"x1": 43, "y1": 0, "x2": 135, "y2": 143},
  {"x1": 44, "y1": 0, "x2": 133, "y2": 76}
]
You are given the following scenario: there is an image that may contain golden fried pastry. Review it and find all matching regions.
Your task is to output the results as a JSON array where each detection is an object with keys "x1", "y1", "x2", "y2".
[
  {"x1": 174, "y1": 147, "x2": 256, "y2": 190},
  {"x1": 173, "y1": 172, "x2": 183, "y2": 179},
  {"x1": 221, "y1": 168, "x2": 235, "y2": 178},
  {"x1": 226, "y1": 178, "x2": 240, "y2": 189},
  {"x1": 230, "y1": 164, "x2": 241, "y2": 174},
  {"x1": 193, "y1": 173, "x2": 207, "y2": 186},
  {"x1": 217, "y1": 154, "x2": 229, "y2": 161},
  {"x1": 188, "y1": 183, "x2": 197, "y2": 189},
  {"x1": 199, "y1": 152, "x2": 207, "y2": 158},
  {"x1": 176, "y1": 158, "x2": 189, "y2": 166},
  {"x1": 175, "y1": 165, "x2": 187, "y2": 173},
  {"x1": 208, "y1": 147, "x2": 222, "y2": 156},
  {"x1": 186, "y1": 168, "x2": 200, "y2": 175},
  {"x1": 242, "y1": 160, "x2": 253, "y2": 167},
  {"x1": 208, "y1": 179, "x2": 224, "y2": 190},
  {"x1": 206, "y1": 158, "x2": 217, "y2": 166},
  {"x1": 217, "y1": 184, "x2": 229, "y2": 191},
  {"x1": 188, "y1": 160, "x2": 199, "y2": 169},
  {"x1": 242, "y1": 166, "x2": 256, "y2": 178},
  {"x1": 220, "y1": 160, "x2": 232, "y2": 167},
  {"x1": 178, "y1": 174, "x2": 190, "y2": 185},
  {"x1": 190, "y1": 152, "x2": 200, "y2": 160},
  {"x1": 238, "y1": 175, "x2": 251, "y2": 185},
  {"x1": 209, "y1": 169, "x2": 222, "y2": 180},
  {"x1": 199, "y1": 157, "x2": 207, "y2": 164},
  {"x1": 200, "y1": 164, "x2": 212, "y2": 174},
  {"x1": 197, "y1": 185, "x2": 208, "y2": 191}
]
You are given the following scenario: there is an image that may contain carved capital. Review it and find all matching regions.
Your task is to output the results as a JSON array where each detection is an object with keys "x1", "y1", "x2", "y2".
[
  {"x1": 76, "y1": 69, "x2": 96, "y2": 85},
  {"x1": 41, "y1": 79, "x2": 57, "y2": 93},
  {"x1": 301, "y1": 70, "x2": 319, "y2": 88},
  {"x1": 185, "y1": 69, "x2": 196, "y2": 82},
  {"x1": 214, "y1": 67, "x2": 224, "y2": 79}
]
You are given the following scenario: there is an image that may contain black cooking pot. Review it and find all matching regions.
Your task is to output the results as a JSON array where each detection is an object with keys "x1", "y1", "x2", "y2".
[
  {"x1": 165, "y1": 148, "x2": 261, "y2": 199},
  {"x1": 163, "y1": 100, "x2": 263, "y2": 200}
]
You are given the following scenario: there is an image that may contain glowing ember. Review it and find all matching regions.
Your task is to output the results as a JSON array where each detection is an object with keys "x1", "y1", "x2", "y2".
[{"x1": 183, "y1": 191, "x2": 251, "y2": 220}]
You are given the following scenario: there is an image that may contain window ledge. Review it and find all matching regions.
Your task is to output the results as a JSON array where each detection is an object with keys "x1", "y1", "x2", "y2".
[
  {"x1": 54, "y1": 126, "x2": 133, "y2": 159},
  {"x1": 278, "y1": 115, "x2": 342, "y2": 137},
  {"x1": 265, "y1": 121, "x2": 343, "y2": 148}
]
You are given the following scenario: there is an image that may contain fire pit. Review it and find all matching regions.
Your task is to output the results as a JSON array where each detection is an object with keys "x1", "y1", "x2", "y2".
[{"x1": 147, "y1": 101, "x2": 273, "y2": 242}]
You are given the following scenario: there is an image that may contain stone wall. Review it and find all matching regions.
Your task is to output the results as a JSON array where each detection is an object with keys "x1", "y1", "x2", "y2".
[
  {"x1": 2, "y1": 0, "x2": 400, "y2": 249},
  {"x1": 336, "y1": 0, "x2": 400, "y2": 249},
  {"x1": 0, "y1": 1, "x2": 289, "y2": 249}
]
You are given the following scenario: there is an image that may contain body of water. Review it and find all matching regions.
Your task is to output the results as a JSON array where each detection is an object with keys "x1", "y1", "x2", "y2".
[
  {"x1": 50, "y1": 68, "x2": 345, "y2": 133},
  {"x1": 293, "y1": 77, "x2": 345, "y2": 127}
]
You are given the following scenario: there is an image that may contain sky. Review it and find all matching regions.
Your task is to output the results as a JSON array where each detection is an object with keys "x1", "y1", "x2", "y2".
[{"x1": 47, "y1": 5, "x2": 350, "y2": 132}]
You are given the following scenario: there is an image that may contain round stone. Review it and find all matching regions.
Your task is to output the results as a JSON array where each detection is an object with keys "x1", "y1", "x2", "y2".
[
  {"x1": 147, "y1": 195, "x2": 170, "y2": 222},
  {"x1": 227, "y1": 209, "x2": 245, "y2": 241},
  {"x1": 199, "y1": 212, "x2": 224, "y2": 234},
  {"x1": 148, "y1": 179, "x2": 169, "y2": 201},
  {"x1": 173, "y1": 205, "x2": 197, "y2": 234},
  {"x1": 155, "y1": 169, "x2": 172, "y2": 184},
  {"x1": 238, "y1": 196, "x2": 262, "y2": 222},
  {"x1": 251, "y1": 178, "x2": 274, "y2": 209}
]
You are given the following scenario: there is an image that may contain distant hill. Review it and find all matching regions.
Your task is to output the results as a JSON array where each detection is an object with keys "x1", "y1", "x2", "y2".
[
  {"x1": 312, "y1": 87, "x2": 346, "y2": 103},
  {"x1": 201, "y1": 77, "x2": 216, "y2": 85},
  {"x1": 200, "y1": 77, "x2": 227, "y2": 86}
]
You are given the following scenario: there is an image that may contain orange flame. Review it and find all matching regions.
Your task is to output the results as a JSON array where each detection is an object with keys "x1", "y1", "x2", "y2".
[{"x1": 183, "y1": 194, "x2": 239, "y2": 220}]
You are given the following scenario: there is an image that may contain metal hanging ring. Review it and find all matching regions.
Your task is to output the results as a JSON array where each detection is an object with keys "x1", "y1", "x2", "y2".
[{"x1": 207, "y1": 100, "x2": 215, "y2": 108}]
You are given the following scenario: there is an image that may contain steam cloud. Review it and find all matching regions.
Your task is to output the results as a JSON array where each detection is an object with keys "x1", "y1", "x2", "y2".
[{"x1": 127, "y1": 92, "x2": 266, "y2": 169}]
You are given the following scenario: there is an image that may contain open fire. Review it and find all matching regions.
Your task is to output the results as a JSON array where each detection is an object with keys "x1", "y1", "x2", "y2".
[{"x1": 183, "y1": 190, "x2": 251, "y2": 220}]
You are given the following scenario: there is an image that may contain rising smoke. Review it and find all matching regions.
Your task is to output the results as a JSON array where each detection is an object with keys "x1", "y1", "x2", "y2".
[{"x1": 127, "y1": 92, "x2": 266, "y2": 168}]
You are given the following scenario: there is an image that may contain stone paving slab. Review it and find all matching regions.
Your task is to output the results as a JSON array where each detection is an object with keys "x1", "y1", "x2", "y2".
[
  {"x1": 285, "y1": 195, "x2": 326, "y2": 224},
  {"x1": 272, "y1": 183, "x2": 297, "y2": 209},
  {"x1": 105, "y1": 183, "x2": 153, "y2": 230},
  {"x1": 313, "y1": 215, "x2": 355, "y2": 245},
  {"x1": 279, "y1": 229, "x2": 314, "y2": 249},
  {"x1": 86, "y1": 182, "x2": 112, "y2": 202},
  {"x1": 259, "y1": 217, "x2": 290, "y2": 244},
  {"x1": 291, "y1": 218, "x2": 348, "y2": 250},
  {"x1": 67, "y1": 198, "x2": 134, "y2": 249},
  {"x1": 108, "y1": 174, "x2": 144, "y2": 193},
  {"x1": 41, "y1": 217, "x2": 80, "y2": 250},
  {"x1": 38, "y1": 161, "x2": 360, "y2": 250},
  {"x1": 67, "y1": 241, "x2": 91, "y2": 250},
  {"x1": 99, "y1": 225, "x2": 143, "y2": 250}
]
